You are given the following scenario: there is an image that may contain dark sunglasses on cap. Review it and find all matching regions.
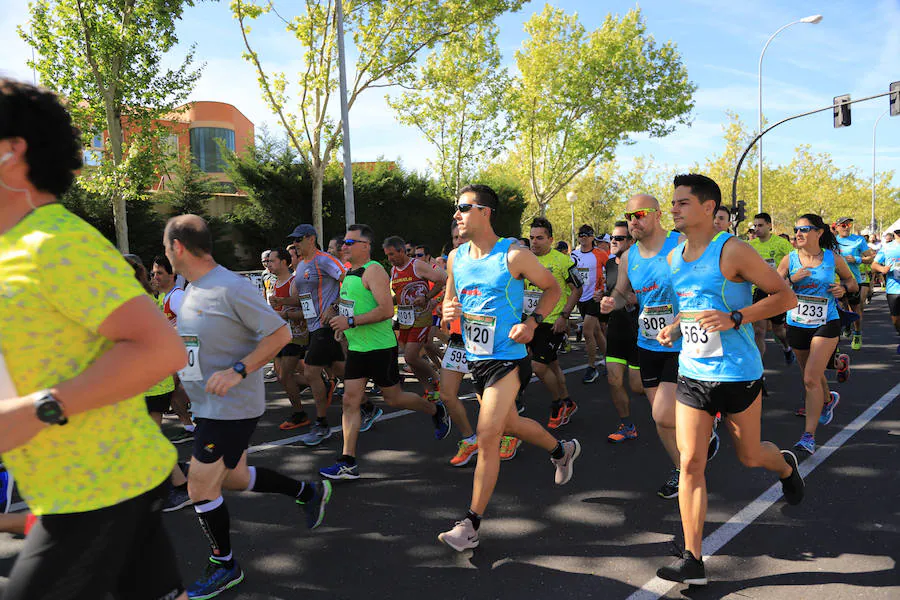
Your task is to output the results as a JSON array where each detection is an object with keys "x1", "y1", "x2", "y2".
[
  {"x1": 624, "y1": 208, "x2": 658, "y2": 221},
  {"x1": 793, "y1": 225, "x2": 820, "y2": 234},
  {"x1": 343, "y1": 238, "x2": 369, "y2": 246},
  {"x1": 610, "y1": 235, "x2": 629, "y2": 242},
  {"x1": 456, "y1": 203, "x2": 488, "y2": 213}
]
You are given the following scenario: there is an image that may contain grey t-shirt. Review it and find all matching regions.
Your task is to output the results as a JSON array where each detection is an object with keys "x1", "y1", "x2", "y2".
[
  {"x1": 178, "y1": 265, "x2": 288, "y2": 420},
  {"x1": 290, "y1": 250, "x2": 346, "y2": 331}
]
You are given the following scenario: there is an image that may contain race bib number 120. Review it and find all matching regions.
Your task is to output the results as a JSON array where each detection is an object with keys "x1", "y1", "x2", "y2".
[{"x1": 462, "y1": 312, "x2": 496, "y2": 356}]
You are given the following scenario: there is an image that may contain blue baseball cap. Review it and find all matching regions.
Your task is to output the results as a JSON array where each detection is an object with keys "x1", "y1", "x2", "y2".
[{"x1": 288, "y1": 224, "x2": 317, "y2": 238}]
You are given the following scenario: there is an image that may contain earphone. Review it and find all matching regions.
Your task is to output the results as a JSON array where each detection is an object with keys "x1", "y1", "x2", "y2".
[{"x1": 0, "y1": 152, "x2": 13, "y2": 166}]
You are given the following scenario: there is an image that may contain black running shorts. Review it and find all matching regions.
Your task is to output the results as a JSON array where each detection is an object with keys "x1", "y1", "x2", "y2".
[
  {"x1": 786, "y1": 320, "x2": 841, "y2": 351},
  {"x1": 606, "y1": 309, "x2": 639, "y2": 368},
  {"x1": 676, "y1": 376, "x2": 762, "y2": 417},
  {"x1": 305, "y1": 327, "x2": 345, "y2": 366},
  {"x1": 4, "y1": 482, "x2": 183, "y2": 600},
  {"x1": 192, "y1": 417, "x2": 260, "y2": 469},
  {"x1": 844, "y1": 290, "x2": 861, "y2": 307},
  {"x1": 638, "y1": 348, "x2": 679, "y2": 388},
  {"x1": 577, "y1": 299, "x2": 601, "y2": 318},
  {"x1": 527, "y1": 322, "x2": 566, "y2": 365},
  {"x1": 344, "y1": 346, "x2": 402, "y2": 388},
  {"x1": 144, "y1": 391, "x2": 172, "y2": 415},
  {"x1": 469, "y1": 356, "x2": 532, "y2": 398},
  {"x1": 887, "y1": 293, "x2": 900, "y2": 317},
  {"x1": 752, "y1": 288, "x2": 786, "y2": 324},
  {"x1": 276, "y1": 341, "x2": 306, "y2": 359}
]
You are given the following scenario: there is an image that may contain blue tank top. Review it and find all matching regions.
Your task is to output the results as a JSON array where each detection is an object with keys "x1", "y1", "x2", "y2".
[
  {"x1": 453, "y1": 237, "x2": 526, "y2": 362},
  {"x1": 628, "y1": 230, "x2": 682, "y2": 353},
  {"x1": 785, "y1": 250, "x2": 839, "y2": 328},
  {"x1": 670, "y1": 231, "x2": 762, "y2": 382},
  {"x1": 835, "y1": 234, "x2": 866, "y2": 283}
]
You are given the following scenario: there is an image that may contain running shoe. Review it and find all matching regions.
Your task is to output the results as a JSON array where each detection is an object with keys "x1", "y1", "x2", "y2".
[
  {"x1": 595, "y1": 361, "x2": 607, "y2": 376},
  {"x1": 263, "y1": 366, "x2": 277, "y2": 382},
  {"x1": 0, "y1": 469, "x2": 13, "y2": 514},
  {"x1": 450, "y1": 438, "x2": 478, "y2": 467},
  {"x1": 607, "y1": 423, "x2": 638, "y2": 443},
  {"x1": 297, "y1": 480, "x2": 332, "y2": 529},
  {"x1": 795, "y1": 406, "x2": 807, "y2": 417},
  {"x1": 581, "y1": 366, "x2": 599, "y2": 384},
  {"x1": 279, "y1": 411, "x2": 311, "y2": 431},
  {"x1": 371, "y1": 385, "x2": 382, "y2": 396},
  {"x1": 551, "y1": 439, "x2": 581, "y2": 485},
  {"x1": 836, "y1": 353, "x2": 851, "y2": 383},
  {"x1": 516, "y1": 396, "x2": 526, "y2": 415},
  {"x1": 424, "y1": 390, "x2": 440, "y2": 403},
  {"x1": 793, "y1": 432, "x2": 815, "y2": 455},
  {"x1": 707, "y1": 427, "x2": 720, "y2": 462},
  {"x1": 656, "y1": 549, "x2": 707, "y2": 586},
  {"x1": 301, "y1": 422, "x2": 332, "y2": 446},
  {"x1": 851, "y1": 334, "x2": 862, "y2": 351},
  {"x1": 783, "y1": 348, "x2": 796, "y2": 365},
  {"x1": 187, "y1": 558, "x2": 244, "y2": 599},
  {"x1": 560, "y1": 340, "x2": 571, "y2": 354},
  {"x1": 499, "y1": 436, "x2": 521, "y2": 461},
  {"x1": 547, "y1": 403, "x2": 565, "y2": 429},
  {"x1": 561, "y1": 399, "x2": 579, "y2": 425},
  {"x1": 432, "y1": 401, "x2": 451, "y2": 440},
  {"x1": 575, "y1": 323, "x2": 583, "y2": 342},
  {"x1": 162, "y1": 486, "x2": 192, "y2": 513},
  {"x1": 359, "y1": 405, "x2": 383, "y2": 433},
  {"x1": 320, "y1": 460, "x2": 360, "y2": 480},
  {"x1": 438, "y1": 518, "x2": 479, "y2": 552},
  {"x1": 819, "y1": 391, "x2": 840, "y2": 426},
  {"x1": 780, "y1": 450, "x2": 805, "y2": 505},
  {"x1": 657, "y1": 468, "x2": 680, "y2": 499},
  {"x1": 167, "y1": 429, "x2": 194, "y2": 445}
]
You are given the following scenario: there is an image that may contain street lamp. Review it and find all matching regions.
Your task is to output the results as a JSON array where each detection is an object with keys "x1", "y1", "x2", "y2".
[
  {"x1": 566, "y1": 191, "x2": 577, "y2": 249},
  {"x1": 757, "y1": 14, "x2": 823, "y2": 213},
  {"x1": 872, "y1": 108, "x2": 889, "y2": 233}
]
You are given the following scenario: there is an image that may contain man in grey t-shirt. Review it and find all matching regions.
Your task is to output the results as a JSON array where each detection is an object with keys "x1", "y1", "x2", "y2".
[{"x1": 164, "y1": 215, "x2": 332, "y2": 597}]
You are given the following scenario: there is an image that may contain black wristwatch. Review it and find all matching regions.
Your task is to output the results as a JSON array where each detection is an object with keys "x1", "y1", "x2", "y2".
[
  {"x1": 729, "y1": 310, "x2": 744, "y2": 329},
  {"x1": 347, "y1": 316, "x2": 356, "y2": 328},
  {"x1": 232, "y1": 361, "x2": 247, "y2": 379},
  {"x1": 530, "y1": 312, "x2": 545, "y2": 325},
  {"x1": 34, "y1": 391, "x2": 68, "y2": 426}
]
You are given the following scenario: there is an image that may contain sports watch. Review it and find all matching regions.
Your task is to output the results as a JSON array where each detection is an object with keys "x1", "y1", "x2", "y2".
[
  {"x1": 530, "y1": 312, "x2": 545, "y2": 325},
  {"x1": 347, "y1": 316, "x2": 356, "y2": 328},
  {"x1": 34, "y1": 391, "x2": 68, "y2": 426},
  {"x1": 232, "y1": 361, "x2": 248, "y2": 379},
  {"x1": 729, "y1": 310, "x2": 744, "y2": 329}
]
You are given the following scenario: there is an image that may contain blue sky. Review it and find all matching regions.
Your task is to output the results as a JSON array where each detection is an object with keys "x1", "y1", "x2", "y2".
[{"x1": 2, "y1": 0, "x2": 899, "y2": 186}]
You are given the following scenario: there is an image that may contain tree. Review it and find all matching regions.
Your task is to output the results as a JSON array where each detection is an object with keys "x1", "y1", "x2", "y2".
[
  {"x1": 507, "y1": 5, "x2": 695, "y2": 217},
  {"x1": 387, "y1": 24, "x2": 509, "y2": 197},
  {"x1": 21, "y1": 0, "x2": 203, "y2": 252},
  {"x1": 231, "y1": 0, "x2": 526, "y2": 238}
]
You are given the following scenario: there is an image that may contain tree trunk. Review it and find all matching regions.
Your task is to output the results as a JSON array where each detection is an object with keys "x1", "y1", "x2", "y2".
[
  {"x1": 106, "y1": 106, "x2": 129, "y2": 253},
  {"x1": 311, "y1": 164, "x2": 325, "y2": 240}
]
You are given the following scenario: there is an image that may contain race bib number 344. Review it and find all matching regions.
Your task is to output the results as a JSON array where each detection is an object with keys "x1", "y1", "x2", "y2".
[
  {"x1": 178, "y1": 335, "x2": 203, "y2": 382},
  {"x1": 462, "y1": 312, "x2": 496, "y2": 356},
  {"x1": 679, "y1": 313, "x2": 723, "y2": 359}
]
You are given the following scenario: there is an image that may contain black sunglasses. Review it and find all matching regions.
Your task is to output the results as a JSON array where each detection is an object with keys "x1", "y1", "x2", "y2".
[
  {"x1": 577, "y1": 232, "x2": 594, "y2": 238},
  {"x1": 610, "y1": 235, "x2": 628, "y2": 242},
  {"x1": 456, "y1": 203, "x2": 487, "y2": 213},
  {"x1": 793, "y1": 226, "x2": 820, "y2": 234}
]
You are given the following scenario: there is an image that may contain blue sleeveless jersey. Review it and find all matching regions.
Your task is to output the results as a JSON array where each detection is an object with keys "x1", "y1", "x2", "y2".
[
  {"x1": 786, "y1": 250, "x2": 839, "y2": 328},
  {"x1": 670, "y1": 232, "x2": 762, "y2": 382},
  {"x1": 453, "y1": 237, "x2": 526, "y2": 362},
  {"x1": 628, "y1": 230, "x2": 682, "y2": 353}
]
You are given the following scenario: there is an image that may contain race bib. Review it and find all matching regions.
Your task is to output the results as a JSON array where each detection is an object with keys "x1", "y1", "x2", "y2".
[
  {"x1": 298, "y1": 293, "x2": 317, "y2": 320},
  {"x1": 577, "y1": 267, "x2": 590, "y2": 285},
  {"x1": 639, "y1": 304, "x2": 674, "y2": 339},
  {"x1": 338, "y1": 299, "x2": 355, "y2": 318},
  {"x1": 679, "y1": 313, "x2": 723, "y2": 359},
  {"x1": 178, "y1": 335, "x2": 203, "y2": 382},
  {"x1": 397, "y1": 304, "x2": 416, "y2": 326},
  {"x1": 441, "y1": 341, "x2": 469, "y2": 373},
  {"x1": 462, "y1": 312, "x2": 496, "y2": 356},
  {"x1": 791, "y1": 294, "x2": 827, "y2": 326},
  {"x1": 523, "y1": 290, "x2": 542, "y2": 316}
]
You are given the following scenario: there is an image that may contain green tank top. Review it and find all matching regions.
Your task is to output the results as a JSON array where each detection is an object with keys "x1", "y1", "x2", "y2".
[{"x1": 339, "y1": 260, "x2": 398, "y2": 352}]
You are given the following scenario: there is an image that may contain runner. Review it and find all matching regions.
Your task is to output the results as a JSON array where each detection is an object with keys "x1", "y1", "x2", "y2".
[
  {"x1": 777, "y1": 214, "x2": 857, "y2": 454},
  {"x1": 834, "y1": 217, "x2": 875, "y2": 350},
  {"x1": 749, "y1": 213, "x2": 796, "y2": 366},
  {"x1": 165, "y1": 215, "x2": 331, "y2": 599},
  {"x1": 527, "y1": 217, "x2": 583, "y2": 429},
  {"x1": 597, "y1": 222, "x2": 644, "y2": 442},
  {"x1": 321, "y1": 225, "x2": 451, "y2": 480},
  {"x1": 713, "y1": 204, "x2": 731, "y2": 232},
  {"x1": 438, "y1": 184, "x2": 580, "y2": 552},
  {"x1": 601, "y1": 194, "x2": 688, "y2": 498},
  {"x1": 872, "y1": 231, "x2": 900, "y2": 353},
  {"x1": 655, "y1": 174, "x2": 804, "y2": 586},
  {"x1": 0, "y1": 78, "x2": 187, "y2": 599},
  {"x1": 571, "y1": 224, "x2": 610, "y2": 383}
]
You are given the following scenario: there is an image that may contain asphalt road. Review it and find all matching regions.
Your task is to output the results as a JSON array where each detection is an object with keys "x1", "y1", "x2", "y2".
[{"x1": 1, "y1": 295, "x2": 898, "y2": 600}]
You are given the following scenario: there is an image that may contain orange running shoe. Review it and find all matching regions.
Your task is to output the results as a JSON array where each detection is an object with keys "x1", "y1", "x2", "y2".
[
  {"x1": 450, "y1": 438, "x2": 478, "y2": 467},
  {"x1": 561, "y1": 400, "x2": 579, "y2": 425},
  {"x1": 279, "y1": 412, "x2": 311, "y2": 430},
  {"x1": 607, "y1": 423, "x2": 638, "y2": 443},
  {"x1": 499, "y1": 436, "x2": 521, "y2": 461},
  {"x1": 547, "y1": 403, "x2": 565, "y2": 429}
]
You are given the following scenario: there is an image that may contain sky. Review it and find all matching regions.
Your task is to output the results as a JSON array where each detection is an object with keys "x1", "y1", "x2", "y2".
[{"x1": 2, "y1": 0, "x2": 899, "y2": 195}]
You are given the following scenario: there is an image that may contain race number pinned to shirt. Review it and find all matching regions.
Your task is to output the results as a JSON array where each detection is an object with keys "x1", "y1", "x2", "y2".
[
  {"x1": 178, "y1": 335, "x2": 203, "y2": 382},
  {"x1": 397, "y1": 304, "x2": 416, "y2": 326},
  {"x1": 462, "y1": 312, "x2": 496, "y2": 356},
  {"x1": 338, "y1": 299, "x2": 355, "y2": 318},
  {"x1": 441, "y1": 340, "x2": 469, "y2": 373},
  {"x1": 791, "y1": 294, "x2": 827, "y2": 326},
  {"x1": 577, "y1": 267, "x2": 590, "y2": 285},
  {"x1": 523, "y1": 290, "x2": 542, "y2": 316},
  {"x1": 639, "y1": 304, "x2": 674, "y2": 339},
  {"x1": 298, "y1": 293, "x2": 317, "y2": 320},
  {"x1": 679, "y1": 313, "x2": 723, "y2": 359}
]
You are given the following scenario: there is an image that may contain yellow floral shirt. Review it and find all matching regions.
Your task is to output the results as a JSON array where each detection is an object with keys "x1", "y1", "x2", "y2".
[{"x1": 0, "y1": 204, "x2": 175, "y2": 515}]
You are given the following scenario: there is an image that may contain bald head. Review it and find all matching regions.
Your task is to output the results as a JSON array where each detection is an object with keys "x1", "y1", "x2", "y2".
[
  {"x1": 165, "y1": 214, "x2": 212, "y2": 257},
  {"x1": 626, "y1": 194, "x2": 659, "y2": 211}
]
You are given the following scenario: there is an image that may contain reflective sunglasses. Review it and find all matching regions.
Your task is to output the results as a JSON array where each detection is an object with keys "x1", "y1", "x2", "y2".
[
  {"x1": 624, "y1": 208, "x2": 659, "y2": 221},
  {"x1": 343, "y1": 238, "x2": 369, "y2": 246},
  {"x1": 456, "y1": 203, "x2": 487, "y2": 213},
  {"x1": 415, "y1": 253, "x2": 425, "y2": 257},
  {"x1": 577, "y1": 232, "x2": 594, "y2": 238},
  {"x1": 837, "y1": 222, "x2": 852, "y2": 228},
  {"x1": 793, "y1": 225, "x2": 820, "y2": 234},
  {"x1": 610, "y1": 235, "x2": 629, "y2": 242}
]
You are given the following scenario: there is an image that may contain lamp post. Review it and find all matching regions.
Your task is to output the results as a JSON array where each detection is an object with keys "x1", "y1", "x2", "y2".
[
  {"x1": 757, "y1": 14, "x2": 823, "y2": 213},
  {"x1": 872, "y1": 108, "x2": 889, "y2": 234},
  {"x1": 566, "y1": 191, "x2": 577, "y2": 249}
]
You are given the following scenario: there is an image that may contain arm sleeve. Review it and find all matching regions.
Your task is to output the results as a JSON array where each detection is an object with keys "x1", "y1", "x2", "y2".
[{"x1": 228, "y1": 276, "x2": 290, "y2": 339}]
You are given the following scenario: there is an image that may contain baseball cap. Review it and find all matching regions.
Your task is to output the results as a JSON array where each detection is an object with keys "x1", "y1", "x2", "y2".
[
  {"x1": 288, "y1": 224, "x2": 317, "y2": 238},
  {"x1": 835, "y1": 217, "x2": 854, "y2": 225},
  {"x1": 577, "y1": 224, "x2": 594, "y2": 235},
  {"x1": 597, "y1": 233, "x2": 611, "y2": 243}
]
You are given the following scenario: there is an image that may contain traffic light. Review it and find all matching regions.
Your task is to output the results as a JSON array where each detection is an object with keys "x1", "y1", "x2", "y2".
[
  {"x1": 735, "y1": 200, "x2": 746, "y2": 224},
  {"x1": 891, "y1": 81, "x2": 900, "y2": 117},
  {"x1": 833, "y1": 94, "x2": 851, "y2": 128}
]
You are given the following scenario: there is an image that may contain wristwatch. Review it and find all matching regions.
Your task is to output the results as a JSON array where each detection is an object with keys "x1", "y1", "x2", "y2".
[
  {"x1": 232, "y1": 361, "x2": 247, "y2": 379},
  {"x1": 729, "y1": 310, "x2": 744, "y2": 329},
  {"x1": 34, "y1": 391, "x2": 68, "y2": 426},
  {"x1": 531, "y1": 312, "x2": 545, "y2": 325},
  {"x1": 348, "y1": 316, "x2": 356, "y2": 328}
]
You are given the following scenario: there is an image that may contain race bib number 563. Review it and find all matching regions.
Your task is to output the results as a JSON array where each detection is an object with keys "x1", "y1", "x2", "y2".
[{"x1": 679, "y1": 313, "x2": 723, "y2": 359}]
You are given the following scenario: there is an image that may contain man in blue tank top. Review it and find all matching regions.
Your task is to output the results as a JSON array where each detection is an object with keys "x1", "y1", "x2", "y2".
[
  {"x1": 655, "y1": 174, "x2": 805, "y2": 586},
  {"x1": 438, "y1": 184, "x2": 581, "y2": 553}
]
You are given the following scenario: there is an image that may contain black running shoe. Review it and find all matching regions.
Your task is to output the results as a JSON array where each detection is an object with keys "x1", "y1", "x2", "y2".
[
  {"x1": 657, "y1": 468, "x2": 680, "y2": 499},
  {"x1": 657, "y1": 549, "x2": 707, "y2": 586},
  {"x1": 780, "y1": 450, "x2": 805, "y2": 505}
]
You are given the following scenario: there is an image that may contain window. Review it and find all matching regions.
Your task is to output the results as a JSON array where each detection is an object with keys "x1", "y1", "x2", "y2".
[
  {"x1": 190, "y1": 127, "x2": 235, "y2": 173},
  {"x1": 163, "y1": 134, "x2": 179, "y2": 157},
  {"x1": 82, "y1": 134, "x2": 103, "y2": 167}
]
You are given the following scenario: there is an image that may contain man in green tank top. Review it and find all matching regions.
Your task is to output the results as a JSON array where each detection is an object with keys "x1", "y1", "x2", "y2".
[{"x1": 321, "y1": 224, "x2": 451, "y2": 480}]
